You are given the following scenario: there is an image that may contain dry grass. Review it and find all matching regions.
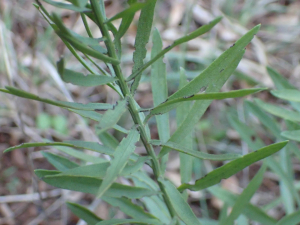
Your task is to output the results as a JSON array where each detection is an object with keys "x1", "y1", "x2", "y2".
[{"x1": 0, "y1": 0, "x2": 299, "y2": 224}]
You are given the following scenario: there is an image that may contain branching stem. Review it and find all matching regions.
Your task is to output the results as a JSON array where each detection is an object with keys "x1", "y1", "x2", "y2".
[{"x1": 90, "y1": 0, "x2": 176, "y2": 219}]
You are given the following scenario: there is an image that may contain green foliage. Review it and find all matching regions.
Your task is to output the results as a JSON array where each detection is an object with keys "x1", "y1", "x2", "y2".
[
  {"x1": 66, "y1": 202, "x2": 102, "y2": 225},
  {"x1": 2, "y1": 1, "x2": 290, "y2": 224}
]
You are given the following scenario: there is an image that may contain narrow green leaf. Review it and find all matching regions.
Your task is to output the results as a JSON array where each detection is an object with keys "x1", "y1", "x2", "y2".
[
  {"x1": 159, "y1": 50, "x2": 245, "y2": 157},
  {"x1": 115, "y1": 14, "x2": 134, "y2": 40},
  {"x1": 178, "y1": 141, "x2": 288, "y2": 191},
  {"x1": 97, "y1": 129, "x2": 140, "y2": 198},
  {"x1": 281, "y1": 130, "x2": 300, "y2": 141},
  {"x1": 35, "y1": 170, "x2": 61, "y2": 179},
  {"x1": 255, "y1": 99, "x2": 300, "y2": 122},
  {"x1": 151, "y1": 28, "x2": 170, "y2": 172},
  {"x1": 148, "y1": 88, "x2": 265, "y2": 118},
  {"x1": 51, "y1": 14, "x2": 119, "y2": 65},
  {"x1": 68, "y1": 29, "x2": 107, "y2": 53},
  {"x1": 162, "y1": 141, "x2": 241, "y2": 161},
  {"x1": 209, "y1": 186, "x2": 277, "y2": 225},
  {"x1": 41, "y1": 175, "x2": 156, "y2": 198},
  {"x1": 221, "y1": 164, "x2": 267, "y2": 225},
  {"x1": 112, "y1": 0, "x2": 136, "y2": 57},
  {"x1": 102, "y1": 196, "x2": 158, "y2": 219},
  {"x1": 59, "y1": 157, "x2": 148, "y2": 178},
  {"x1": 168, "y1": 27, "x2": 260, "y2": 101},
  {"x1": 127, "y1": 16, "x2": 222, "y2": 82},
  {"x1": 98, "y1": 131, "x2": 119, "y2": 150},
  {"x1": 2, "y1": 86, "x2": 113, "y2": 111},
  {"x1": 159, "y1": 179, "x2": 201, "y2": 225},
  {"x1": 177, "y1": 68, "x2": 193, "y2": 184},
  {"x1": 54, "y1": 145, "x2": 106, "y2": 164},
  {"x1": 66, "y1": 202, "x2": 102, "y2": 225},
  {"x1": 227, "y1": 113, "x2": 264, "y2": 150},
  {"x1": 96, "y1": 219, "x2": 163, "y2": 225},
  {"x1": 122, "y1": 156, "x2": 151, "y2": 175},
  {"x1": 271, "y1": 89, "x2": 300, "y2": 102},
  {"x1": 129, "y1": 172, "x2": 171, "y2": 224},
  {"x1": 276, "y1": 209, "x2": 300, "y2": 225},
  {"x1": 68, "y1": 109, "x2": 129, "y2": 134},
  {"x1": 267, "y1": 67, "x2": 300, "y2": 111},
  {"x1": 105, "y1": 2, "x2": 149, "y2": 23},
  {"x1": 267, "y1": 66, "x2": 296, "y2": 90},
  {"x1": 4, "y1": 142, "x2": 79, "y2": 153},
  {"x1": 60, "y1": 69, "x2": 116, "y2": 87},
  {"x1": 130, "y1": 0, "x2": 157, "y2": 93},
  {"x1": 42, "y1": 0, "x2": 91, "y2": 12},
  {"x1": 41, "y1": 151, "x2": 79, "y2": 171},
  {"x1": 98, "y1": 98, "x2": 128, "y2": 132},
  {"x1": 245, "y1": 100, "x2": 281, "y2": 137},
  {"x1": 66, "y1": 0, "x2": 89, "y2": 8},
  {"x1": 57, "y1": 163, "x2": 108, "y2": 178},
  {"x1": 159, "y1": 25, "x2": 260, "y2": 157},
  {"x1": 63, "y1": 140, "x2": 115, "y2": 156},
  {"x1": 227, "y1": 114, "x2": 300, "y2": 207}
]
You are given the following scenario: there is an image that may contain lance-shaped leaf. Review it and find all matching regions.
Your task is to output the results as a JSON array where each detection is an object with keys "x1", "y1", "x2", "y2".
[
  {"x1": 220, "y1": 164, "x2": 267, "y2": 225},
  {"x1": 66, "y1": 0, "x2": 89, "y2": 8},
  {"x1": 39, "y1": 174, "x2": 156, "y2": 198},
  {"x1": 159, "y1": 179, "x2": 201, "y2": 225},
  {"x1": 96, "y1": 219, "x2": 163, "y2": 225},
  {"x1": 51, "y1": 156, "x2": 148, "y2": 178},
  {"x1": 146, "y1": 88, "x2": 265, "y2": 119},
  {"x1": 276, "y1": 209, "x2": 300, "y2": 225},
  {"x1": 1, "y1": 86, "x2": 113, "y2": 111},
  {"x1": 267, "y1": 66, "x2": 296, "y2": 90},
  {"x1": 255, "y1": 99, "x2": 300, "y2": 122},
  {"x1": 42, "y1": 0, "x2": 91, "y2": 12},
  {"x1": 35, "y1": 170, "x2": 61, "y2": 179},
  {"x1": 51, "y1": 14, "x2": 119, "y2": 65},
  {"x1": 267, "y1": 67, "x2": 300, "y2": 112},
  {"x1": 68, "y1": 109, "x2": 129, "y2": 134},
  {"x1": 245, "y1": 100, "x2": 281, "y2": 137},
  {"x1": 60, "y1": 69, "x2": 116, "y2": 87},
  {"x1": 168, "y1": 26, "x2": 260, "y2": 101},
  {"x1": 41, "y1": 152, "x2": 79, "y2": 172},
  {"x1": 3, "y1": 142, "x2": 80, "y2": 153},
  {"x1": 178, "y1": 141, "x2": 288, "y2": 192},
  {"x1": 162, "y1": 141, "x2": 241, "y2": 161},
  {"x1": 151, "y1": 28, "x2": 170, "y2": 172},
  {"x1": 68, "y1": 29, "x2": 107, "y2": 53},
  {"x1": 127, "y1": 16, "x2": 222, "y2": 82},
  {"x1": 177, "y1": 68, "x2": 193, "y2": 184},
  {"x1": 159, "y1": 51, "x2": 244, "y2": 157},
  {"x1": 227, "y1": 113, "x2": 300, "y2": 207},
  {"x1": 209, "y1": 186, "x2": 277, "y2": 225},
  {"x1": 34, "y1": 156, "x2": 146, "y2": 181},
  {"x1": 129, "y1": 172, "x2": 171, "y2": 224},
  {"x1": 281, "y1": 130, "x2": 300, "y2": 142},
  {"x1": 159, "y1": 25, "x2": 260, "y2": 157},
  {"x1": 98, "y1": 98, "x2": 128, "y2": 132},
  {"x1": 66, "y1": 202, "x2": 102, "y2": 225},
  {"x1": 271, "y1": 89, "x2": 300, "y2": 103},
  {"x1": 105, "y1": 2, "x2": 150, "y2": 23},
  {"x1": 54, "y1": 145, "x2": 106, "y2": 164},
  {"x1": 130, "y1": 0, "x2": 157, "y2": 93},
  {"x1": 102, "y1": 197, "x2": 158, "y2": 219},
  {"x1": 4, "y1": 141, "x2": 114, "y2": 156},
  {"x1": 97, "y1": 129, "x2": 140, "y2": 198}
]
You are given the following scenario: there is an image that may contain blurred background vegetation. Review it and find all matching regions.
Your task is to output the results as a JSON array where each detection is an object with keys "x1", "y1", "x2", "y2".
[{"x1": 0, "y1": 0, "x2": 299, "y2": 224}]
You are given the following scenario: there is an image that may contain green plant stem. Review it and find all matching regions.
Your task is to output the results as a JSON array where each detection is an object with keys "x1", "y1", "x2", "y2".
[
  {"x1": 90, "y1": 0, "x2": 176, "y2": 219},
  {"x1": 81, "y1": 13, "x2": 93, "y2": 38}
]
